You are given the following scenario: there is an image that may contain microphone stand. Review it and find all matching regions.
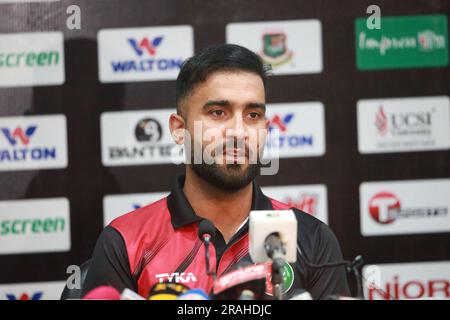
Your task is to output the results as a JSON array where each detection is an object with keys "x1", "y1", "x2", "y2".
[
  {"x1": 198, "y1": 220, "x2": 217, "y2": 281},
  {"x1": 264, "y1": 233, "x2": 287, "y2": 300},
  {"x1": 346, "y1": 255, "x2": 364, "y2": 299},
  {"x1": 301, "y1": 254, "x2": 365, "y2": 299}
]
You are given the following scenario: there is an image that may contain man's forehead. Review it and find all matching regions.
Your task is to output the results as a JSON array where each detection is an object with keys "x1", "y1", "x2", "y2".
[
  {"x1": 202, "y1": 69, "x2": 264, "y2": 85},
  {"x1": 191, "y1": 71, "x2": 265, "y2": 100}
]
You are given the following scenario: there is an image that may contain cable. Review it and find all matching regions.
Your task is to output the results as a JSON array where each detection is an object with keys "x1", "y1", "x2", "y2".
[
  {"x1": 297, "y1": 248, "x2": 397, "y2": 300},
  {"x1": 296, "y1": 248, "x2": 368, "y2": 299}
]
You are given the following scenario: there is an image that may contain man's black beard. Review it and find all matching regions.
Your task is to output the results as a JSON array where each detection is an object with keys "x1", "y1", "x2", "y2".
[
  {"x1": 188, "y1": 139, "x2": 263, "y2": 191},
  {"x1": 190, "y1": 162, "x2": 261, "y2": 191}
]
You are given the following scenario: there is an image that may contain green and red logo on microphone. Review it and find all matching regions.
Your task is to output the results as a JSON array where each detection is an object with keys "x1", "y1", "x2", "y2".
[{"x1": 265, "y1": 262, "x2": 295, "y2": 296}]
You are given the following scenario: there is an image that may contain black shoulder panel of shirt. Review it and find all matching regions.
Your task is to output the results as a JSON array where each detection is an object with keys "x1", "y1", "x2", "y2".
[
  {"x1": 81, "y1": 208, "x2": 350, "y2": 299},
  {"x1": 291, "y1": 207, "x2": 351, "y2": 299},
  {"x1": 81, "y1": 226, "x2": 136, "y2": 297}
]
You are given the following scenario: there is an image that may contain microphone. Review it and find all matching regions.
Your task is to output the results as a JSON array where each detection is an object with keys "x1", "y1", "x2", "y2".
[
  {"x1": 249, "y1": 210, "x2": 297, "y2": 264},
  {"x1": 147, "y1": 282, "x2": 190, "y2": 300},
  {"x1": 83, "y1": 286, "x2": 121, "y2": 300},
  {"x1": 212, "y1": 262, "x2": 269, "y2": 300},
  {"x1": 198, "y1": 219, "x2": 216, "y2": 278},
  {"x1": 249, "y1": 210, "x2": 297, "y2": 300},
  {"x1": 177, "y1": 288, "x2": 210, "y2": 300}
]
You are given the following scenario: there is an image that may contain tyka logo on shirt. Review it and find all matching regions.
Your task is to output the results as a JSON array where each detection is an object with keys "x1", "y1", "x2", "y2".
[{"x1": 155, "y1": 272, "x2": 198, "y2": 284}]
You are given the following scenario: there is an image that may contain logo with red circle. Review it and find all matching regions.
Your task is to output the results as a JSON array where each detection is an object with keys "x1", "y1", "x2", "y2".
[{"x1": 369, "y1": 192, "x2": 401, "y2": 224}]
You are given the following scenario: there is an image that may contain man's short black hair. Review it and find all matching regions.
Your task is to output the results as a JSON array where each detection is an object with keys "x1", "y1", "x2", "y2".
[{"x1": 175, "y1": 44, "x2": 271, "y2": 117}]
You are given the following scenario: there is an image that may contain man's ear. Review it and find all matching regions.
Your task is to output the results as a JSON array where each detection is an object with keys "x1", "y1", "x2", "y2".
[{"x1": 169, "y1": 113, "x2": 186, "y2": 145}]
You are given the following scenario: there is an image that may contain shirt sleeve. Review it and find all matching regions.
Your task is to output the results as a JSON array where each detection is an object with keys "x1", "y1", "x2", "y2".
[
  {"x1": 306, "y1": 223, "x2": 351, "y2": 299},
  {"x1": 81, "y1": 226, "x2": 137, "y2": 297}
]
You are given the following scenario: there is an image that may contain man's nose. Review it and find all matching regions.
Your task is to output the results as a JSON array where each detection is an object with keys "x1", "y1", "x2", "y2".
[{"x1": 227, "y1": 113, "x2": 249, "y2": 142}]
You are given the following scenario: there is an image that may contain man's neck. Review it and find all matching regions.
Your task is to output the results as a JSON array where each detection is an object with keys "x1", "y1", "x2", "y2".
[{"x1": 182, "y1": 167, "x2": 253, "y2": 244}]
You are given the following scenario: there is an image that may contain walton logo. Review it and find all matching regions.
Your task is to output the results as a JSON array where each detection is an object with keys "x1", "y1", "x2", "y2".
[
  {"x1": 110, "y1": 36, "x2": 182, "y2": 73},
  {"x1": 1, "y1": 126, "x2": 37, "y2": 146},
  {"x1": 269, "y1": 114, "x2": 293, "y2": 133},
  {"x1": 0, "y1": 124, "x2": 58, "y2": 162},
  {"x1": 268, "y1": 113, "x2": 314, "y2": 148},
  {"x1": 128, "y1": 37, "x2": 163, "y2": 56},
  {"x1": 375, "y1": 106, "x2": 388, "y2": 136},
  {"x1": 6, "y1": 292, "x2": 43, "y2": 300},
  {"x1": 155, "y1": 272, "x2": 197, "y2": 284}
]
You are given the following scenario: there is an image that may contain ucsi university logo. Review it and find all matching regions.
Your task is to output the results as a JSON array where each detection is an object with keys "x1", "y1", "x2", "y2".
[
  {"x1": 358, "y1": 96, "x2": 450, "y2": 154},
  {"x1": 375, "y1": 106, "x2": 388, "y2": 136},
  {"x1": 374, "y1": 105, "x2": 434, "y2": 137}
]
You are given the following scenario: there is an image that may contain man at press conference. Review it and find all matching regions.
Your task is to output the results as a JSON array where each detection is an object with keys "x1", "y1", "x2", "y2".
[{"x1": 81, "y1": 44, "x2": 350, "y2": 299}]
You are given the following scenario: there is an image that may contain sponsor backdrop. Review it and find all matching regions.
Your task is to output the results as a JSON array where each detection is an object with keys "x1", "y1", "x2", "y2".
[{"x1": 0, "y1": 0, "x2": 449, "y2": 300}]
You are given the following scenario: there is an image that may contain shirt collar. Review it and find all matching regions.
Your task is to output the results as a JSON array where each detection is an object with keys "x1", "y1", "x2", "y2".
[{"x1": 167, "y1": 174, "x2": 273, "y2": 229}]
